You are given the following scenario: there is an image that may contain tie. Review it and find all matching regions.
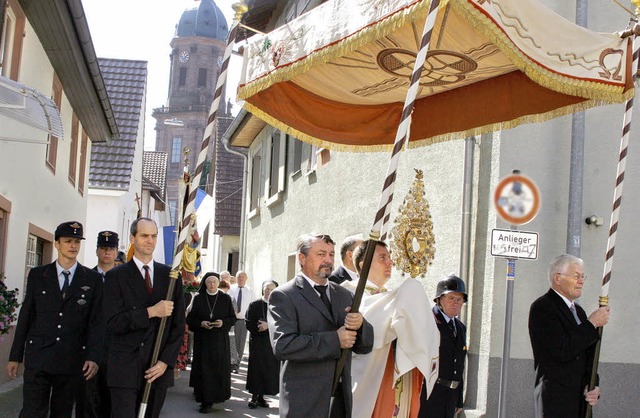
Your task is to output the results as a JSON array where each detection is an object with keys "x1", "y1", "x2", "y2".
[
  {"x1": 448, "y1": 319, "x2": 457, "y2": 337},
  {"x1": 61, "y1": 271, "x2": 70, "y2": 299},
  {"x1": 143, "y1": 265, "x2": 152, "y2": 295},
  {"x1": 569, "y1": 304, "x2": 582, "y2": 325},
  {"x1": 314, "y1": 285, "x2": 332, "y2": 312},
  {"x1": 236, "y1": 287, "x2": 243, "y2": 313}
]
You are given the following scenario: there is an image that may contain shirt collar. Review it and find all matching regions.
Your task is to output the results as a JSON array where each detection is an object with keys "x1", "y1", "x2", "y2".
[
  {"x1": 56, "y1": 261, "x2": 78, "y2": 277},
  {"x1": 344, "y1": 266, "x2": 359, "y2": 280},
  {"x1": 552, "y1": 288, "x2": 576, "y2": 309},
  {"x1": 301, "y1": 272, "x2": 327, "y2": 294},
  {"x1": 132, "y1": 256, "x2": 154, "y2": 276}
]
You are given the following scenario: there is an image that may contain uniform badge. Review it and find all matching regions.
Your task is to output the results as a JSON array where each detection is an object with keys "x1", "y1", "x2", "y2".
[
  {"x1": 77, "y1": 299, "x2": 87, "y2": 306},
  {"x1": 81, "y1": 286, "x2": 90, "y2": 291}
]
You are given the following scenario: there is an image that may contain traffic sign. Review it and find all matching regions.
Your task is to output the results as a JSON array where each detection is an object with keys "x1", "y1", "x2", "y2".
[
  {"x1": 494, "y1": 173, "x2": 541, "y2": 225},
  {"x1": 491, "y1": 228, "x2": 538, "y2": 260}
]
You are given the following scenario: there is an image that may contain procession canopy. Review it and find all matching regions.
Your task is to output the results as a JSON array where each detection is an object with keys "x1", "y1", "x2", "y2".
[{"x1": 237, "y1": 0, "x2": 634, "y2": 152}]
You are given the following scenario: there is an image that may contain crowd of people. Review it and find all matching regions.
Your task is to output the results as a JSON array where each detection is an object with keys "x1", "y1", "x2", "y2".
[{"x1": 4, "y1": 222, "x2": 609, "y2": 418}]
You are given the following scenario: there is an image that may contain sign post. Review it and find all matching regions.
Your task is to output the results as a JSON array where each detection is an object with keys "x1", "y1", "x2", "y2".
[{"x1": 494, "y1": 170, "x2": 540, "y2": 418}]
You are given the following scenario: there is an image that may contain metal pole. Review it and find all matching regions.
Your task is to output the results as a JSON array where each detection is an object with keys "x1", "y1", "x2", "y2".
[
  {"x1": 497, "y1": 249, "x2": 516, "y2": 418},
  {"x1": 566, "y1": 0, "x2": 587, "y2": 256},
  {"x1": 459, "y1": 136, "x2": 475, "y2": 291}
]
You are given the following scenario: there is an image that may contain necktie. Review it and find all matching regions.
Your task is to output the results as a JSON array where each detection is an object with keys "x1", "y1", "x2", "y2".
[
  {"x1": 143, "y1": 265, "x2": 152, "y2": 295},
  {"x1": 569, "y1": 304, "x2": 582, "y2": 325},
  {"x1": 236, "y1": 287, "x2": 243, "y2": 313},
  {"x1": 61, "y1": 271, "x2": 70, "y2": 299},
  {"x1": 314, "y1": 285, "x2": 332, "y2": 312},
  {"x1": 448, "y1": 319, "x2": 457, "y2": 337}
]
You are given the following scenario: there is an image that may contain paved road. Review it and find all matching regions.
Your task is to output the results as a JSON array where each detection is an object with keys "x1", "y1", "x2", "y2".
[{"x1": 0, "y1": 356, "x2": 280, "y2": 417}]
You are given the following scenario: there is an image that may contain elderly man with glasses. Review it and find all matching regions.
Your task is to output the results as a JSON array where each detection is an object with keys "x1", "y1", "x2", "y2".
[
  {"x1": 418, "y1": 273, "x2": 468, "y2": 418},
  {"x1": 528, "y1": 254, "x2": 610, "y2": 418}
]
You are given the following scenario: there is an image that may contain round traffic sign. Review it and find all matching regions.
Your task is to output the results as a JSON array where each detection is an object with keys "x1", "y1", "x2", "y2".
[{"x1": 494, "y1": 173, "x2": 540, "y2": 225}]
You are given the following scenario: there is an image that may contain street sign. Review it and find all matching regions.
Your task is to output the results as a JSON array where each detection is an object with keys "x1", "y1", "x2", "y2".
[
  {"x1": 491, "y1": 228, "x2": 538, "y2": 260},
  {"x1": 494, "y1": 173, "x2": 541, "y2": 225}
]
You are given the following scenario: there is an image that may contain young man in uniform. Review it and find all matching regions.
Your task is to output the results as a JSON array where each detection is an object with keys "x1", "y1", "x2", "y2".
[{"x1": 7, "y1": 221, "x2": 103, "y2": 417}]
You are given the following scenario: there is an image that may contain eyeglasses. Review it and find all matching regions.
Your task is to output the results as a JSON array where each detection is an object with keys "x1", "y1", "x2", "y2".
[
  {"x1": 442, "y1": 294, "x2": 465, "y2": 303},
  {"x1": 558, "y1": 272, "x2": 587, "y2": 281}
]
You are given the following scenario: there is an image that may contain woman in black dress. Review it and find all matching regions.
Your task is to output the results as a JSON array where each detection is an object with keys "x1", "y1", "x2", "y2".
[
  {"x1": 245, "y1": 280, "x2": 280, "y2": 409},
  {"x1": 187, "y1": 272, "x2": 236, "y2": 413}
]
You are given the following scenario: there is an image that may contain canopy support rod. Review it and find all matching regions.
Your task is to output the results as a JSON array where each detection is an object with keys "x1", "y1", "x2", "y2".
[
  {"x1": 585, "y1": 18, "x2": 640, "y2": 418},
  {"x1": 330, "y1": 0, "x2": 442, "y2": 411},
  {"x1": 138, "y1": 2, "x2": 249, "y2": 417}
]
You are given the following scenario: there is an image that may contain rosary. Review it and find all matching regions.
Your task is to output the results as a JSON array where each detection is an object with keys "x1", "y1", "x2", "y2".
[{"x1": 206, "y1": 292, "x2": 219, "y2": 319}]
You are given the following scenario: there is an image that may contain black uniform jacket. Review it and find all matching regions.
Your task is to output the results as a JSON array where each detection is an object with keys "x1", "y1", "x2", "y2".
[
  {"x1": 433, "y1": 305, "x2": 467, "y2": 407},
  {"x1": 103, "y1": 260, "x2": 185, "y2": 389},
  {"x1": 9, "y1": 262, "x2": 104, "y2": 374},
  {"x1": 328, "y1": 266, "x2": 353, "y2": 285},
  {"x1": 529, "y1": 289, "x2": 599, "y2": 417}
]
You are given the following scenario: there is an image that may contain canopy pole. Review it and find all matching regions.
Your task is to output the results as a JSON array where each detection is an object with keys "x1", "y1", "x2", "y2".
[
  {"x1": 171, "y1": 1, "x2": 248, "y2": 273},
  {"x1": 330, "y1": 0, "x2": 442, "y2": 411},
  {"x1": 138, "y1": 3, "x2": 249, "y2": 417},
  {"x1": 585, "y1": 16, "x2": 640, "y2": 418}
]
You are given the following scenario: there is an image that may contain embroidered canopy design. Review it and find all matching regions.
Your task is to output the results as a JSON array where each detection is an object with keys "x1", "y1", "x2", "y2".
[{"x1": 237, "y1": 0, "x2": 634, "y2": 151}]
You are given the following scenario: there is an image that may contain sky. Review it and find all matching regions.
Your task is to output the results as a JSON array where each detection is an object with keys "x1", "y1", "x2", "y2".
[{"x1": 82, "y1": 0, "x2": 244, "y2": 150}]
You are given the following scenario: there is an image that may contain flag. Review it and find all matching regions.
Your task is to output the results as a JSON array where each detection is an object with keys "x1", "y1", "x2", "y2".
[{"x1": 194, "y1": 188, "x2": 214, "y2": 239}]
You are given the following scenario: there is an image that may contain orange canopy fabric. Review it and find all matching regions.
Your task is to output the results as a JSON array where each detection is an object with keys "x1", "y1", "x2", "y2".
[{"x1": 238, "y1": 0, "x2": 634, "y2": 151}]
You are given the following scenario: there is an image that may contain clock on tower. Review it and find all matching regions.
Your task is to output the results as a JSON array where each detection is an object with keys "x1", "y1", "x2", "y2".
[{"x1": 178, "y1": 50, "x2": 190, "y2": 63}]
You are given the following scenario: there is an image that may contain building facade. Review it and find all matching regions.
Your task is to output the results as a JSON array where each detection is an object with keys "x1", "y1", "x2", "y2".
[{"x1": 0, "y1": 0, "x2": 118, "y2": 384}]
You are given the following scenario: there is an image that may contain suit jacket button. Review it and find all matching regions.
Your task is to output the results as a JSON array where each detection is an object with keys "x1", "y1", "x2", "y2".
[
  {"x1": 141, "y1": 342, "x2": 144, "y2": 347},
  {"x1": 82, "y1": 346, "x2": 86, "y2": 350},
  {"x1": 57, "y1": 325, "x2": 62, "y2": 329},
  {"x1": 29, "y1": 340, "x2": 32, "y2": 344},
  {"x1": 56, "y1": 337, "x2": 60, "y2": 341},
  {"x1": 59, "y1": 313, "x2": 63, "y2": 316}
]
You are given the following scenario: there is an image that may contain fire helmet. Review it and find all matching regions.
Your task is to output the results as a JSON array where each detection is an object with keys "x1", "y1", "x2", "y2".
[{"x1": 434, "y1": 273, "x2": 468, "y2": 303}]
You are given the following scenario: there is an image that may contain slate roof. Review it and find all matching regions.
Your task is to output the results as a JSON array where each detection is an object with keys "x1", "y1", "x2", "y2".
[
  {"x1": 213, "y1": 115, "x2": 243, "y2": 236},
  {"x1": 143, "y1": 151, "x2": 168, "y2": 196},
  {"x1": 89, "y1": 58, "x2": 147, "y2": 190}
]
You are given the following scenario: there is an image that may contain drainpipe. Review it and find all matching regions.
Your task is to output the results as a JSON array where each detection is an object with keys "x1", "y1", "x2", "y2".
[
  {"x1": 460, "y1": 136, "x2": 475, "y2": 291},
  {"x1": 567, "y1": 0, "x2": 587, "y2": 256},
  {"x1": 222, "y1": 109, "x2": 249, "y2": 269}
]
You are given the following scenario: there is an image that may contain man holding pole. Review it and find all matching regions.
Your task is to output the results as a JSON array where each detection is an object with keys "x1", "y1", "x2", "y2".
[
  {"x1": 528, "y1": 254, "x2": 609, "y2": 417},
  {"x1": 103, "y1": 217, "x2": 185, "y2": 418},
  {"x1": 267, "y1": 233, "x2": 373, "y2": 418}
]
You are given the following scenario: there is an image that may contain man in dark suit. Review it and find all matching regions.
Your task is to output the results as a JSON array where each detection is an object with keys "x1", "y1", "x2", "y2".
[
  {"x1": 268, "y1": 233, "x2": 373, "y2": 418},
  {"x1": 528, "y1": 254, "x2": 610, "y2": 417},
  {"x1": 7, "y1": 221, "x2": 103, "y2": 417},
  {"x1": 328, "y1": 236, "x2": 362, "y2": 284},
  {"x1": 419, "y1": 274, "x2": 468, "y2": 418},
  {"x1": 103, "y1": 217, "x2": 185, "y2": 418}
]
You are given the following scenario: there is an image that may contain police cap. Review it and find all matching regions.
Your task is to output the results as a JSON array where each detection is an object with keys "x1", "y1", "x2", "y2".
[
  {"x1": 55, "y1": 221, "x2": 85, "y2": 241},
  {"x1": 97, "y1": 231, "x2": 119, "y2": 248}
]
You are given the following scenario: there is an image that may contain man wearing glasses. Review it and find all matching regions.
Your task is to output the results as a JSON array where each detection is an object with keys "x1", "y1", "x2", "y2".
[
  {"x1": 418, "y1": 273, "x2": 468, "y2": 417},
  {"x1": 528, "y1": 254, "x2": 610, "y2": 417}
]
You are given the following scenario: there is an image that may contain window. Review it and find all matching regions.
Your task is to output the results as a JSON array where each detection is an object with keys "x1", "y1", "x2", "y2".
[
  {"x1": 68, "y1": 114, "x2": 79, "y2": 186},
  {"x1": 198, "y1": 68, "x2": 207, "y2": 87},
  {"x1": 78, "y1": 129, "x2": 88, "y2": 195},
  {"x1": 46, "y1": 74, "x2": 62, "y2": 172},
  {"x1": 0, "y1": 194, "x2": 10, "y2": 274},
  {"x1": 25, "y1": 223, "x2": 53, "y2": 288},
  {"x1": 171, "y1": 136, "x2": 182, "y2": 164},
  {"x1": 290, "y1": 135, "x2": 303, "y2": 176},
  {"x1": 178, "y1": 67, "x2": 187, "y2": 87},
  {"x1": 249, "y1": 151, "x2": 262, "y2": 213},
  {"x1": 0, "y1": 1, "x2": 25, "y2": 80},
  {"x1": 267, "y1": 130, "x2": 286, "y2": 205}
]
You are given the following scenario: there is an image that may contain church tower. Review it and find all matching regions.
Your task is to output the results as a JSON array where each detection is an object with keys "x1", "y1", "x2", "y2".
[{"x1": 153, "y1": 0, "x2": 229, "y2": 225}]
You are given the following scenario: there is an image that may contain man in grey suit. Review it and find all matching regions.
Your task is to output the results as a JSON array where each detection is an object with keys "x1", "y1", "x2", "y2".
[{"x1": 268, "y1": 233, "x2": 373, "y2": 418}]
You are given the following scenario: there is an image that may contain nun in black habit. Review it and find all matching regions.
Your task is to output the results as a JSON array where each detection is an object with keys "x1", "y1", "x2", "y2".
[{"x1": 187, "y1": 272, "x2": 236, "y2": 413}]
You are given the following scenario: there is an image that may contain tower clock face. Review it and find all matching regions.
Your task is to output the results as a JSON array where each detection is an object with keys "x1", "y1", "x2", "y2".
[{"x1": 179, "y1": 50, "x2": 190, "y2": 63}]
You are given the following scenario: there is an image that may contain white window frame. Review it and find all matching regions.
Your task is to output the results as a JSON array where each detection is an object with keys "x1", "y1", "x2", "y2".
[{"x1": 266, "y1": 130, "x2": 286, "y2": 208}]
